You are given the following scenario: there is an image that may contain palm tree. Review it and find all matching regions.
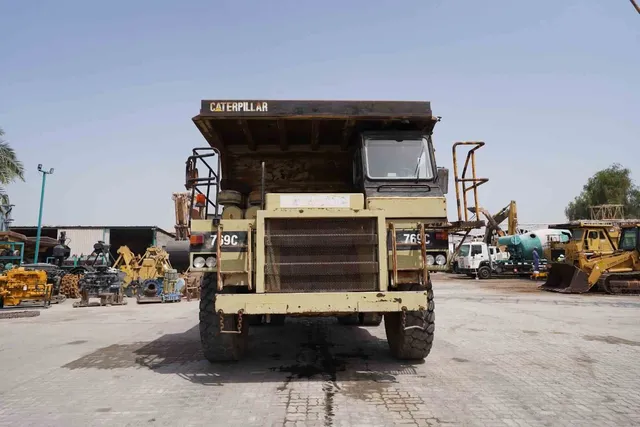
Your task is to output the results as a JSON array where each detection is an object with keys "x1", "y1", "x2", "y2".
[{"x1": 0, "y1": 127, "x2": 25, "y2": 205}]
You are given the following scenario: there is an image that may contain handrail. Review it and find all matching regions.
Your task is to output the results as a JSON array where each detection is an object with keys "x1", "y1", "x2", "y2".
[
  {"x1": 184, "y1": 147, "x2": 222, "y2": 228},
  {"x1": 216, "y1": 225, "x2": 223, "y2": 291},
  {"x1": 389, "y1": 223, "x2": 398, "y2": 287},
  {"x1": 452, "y1": 142, "x2": 489, "y2": 223},
  {"x1": 419, "y1": 223, "x2": 429, "y2": 286},
  {"x1": 247, "y1": 224, "x2": 253, "y2": 291}
]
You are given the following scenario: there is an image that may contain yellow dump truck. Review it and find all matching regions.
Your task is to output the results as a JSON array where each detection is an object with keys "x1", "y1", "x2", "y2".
[{"x1": 167, "y1": 100, "x2": 486, "y2": 362}]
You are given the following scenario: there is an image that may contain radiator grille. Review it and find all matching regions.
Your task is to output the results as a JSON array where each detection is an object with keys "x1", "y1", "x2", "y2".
[{"x1": 264, "y1": 218, "x2": 379, "y2": 292}]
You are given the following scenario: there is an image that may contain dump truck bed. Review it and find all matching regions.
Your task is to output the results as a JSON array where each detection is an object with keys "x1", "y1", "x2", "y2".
[
  {"x1": 193, "y1": 99, "x2": 437, "y2": 152},
  {"x1": 192, "y1": 100, "x2": 439, "y2": 194}
]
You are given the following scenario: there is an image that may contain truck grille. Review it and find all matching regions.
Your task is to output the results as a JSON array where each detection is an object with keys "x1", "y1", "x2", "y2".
[{"x1": 264, "y1": 218, "x2": 379, "y2": 293}]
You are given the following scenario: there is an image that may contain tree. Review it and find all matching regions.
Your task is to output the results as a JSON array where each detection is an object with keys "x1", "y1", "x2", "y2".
[
  {"x1": 0, "y1": 127, "x2": 25, "y2": 205},
  {"x1": 565, "y1": 164, "x2": 640, "y2": 220}
]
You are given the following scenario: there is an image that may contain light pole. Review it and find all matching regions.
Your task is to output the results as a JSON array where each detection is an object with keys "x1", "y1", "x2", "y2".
[{"x1": 34, "y1": 164, "x2": 54, "y2": 263}]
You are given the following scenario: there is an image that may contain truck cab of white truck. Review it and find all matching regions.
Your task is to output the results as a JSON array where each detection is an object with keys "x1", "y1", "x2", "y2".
[{"x1": 456, "y1": 242, "x2": 509, "y2": 279}]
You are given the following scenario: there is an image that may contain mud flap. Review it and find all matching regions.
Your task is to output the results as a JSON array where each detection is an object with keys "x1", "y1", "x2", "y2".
[{"x1": 539, "y1": 263, "x2": 591, "y2": 294}]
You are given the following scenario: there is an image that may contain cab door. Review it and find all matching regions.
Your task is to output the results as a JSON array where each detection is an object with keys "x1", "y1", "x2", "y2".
[{"x1": 585, "y1": 229, "x2": 601, "y2": 253}]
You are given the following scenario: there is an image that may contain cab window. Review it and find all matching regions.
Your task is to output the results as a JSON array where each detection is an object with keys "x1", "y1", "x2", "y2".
[{"x1": 620, "y1": 229, "x2": 638, "y2": 251}]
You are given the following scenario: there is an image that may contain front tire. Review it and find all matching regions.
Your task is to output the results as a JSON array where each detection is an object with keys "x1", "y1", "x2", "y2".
[
  {"x1": 199, "y1": 273, "x2": 249, "y2": 362},
  {"x1": 384, "y1": 282, "x2": 435, "y2": 361}
]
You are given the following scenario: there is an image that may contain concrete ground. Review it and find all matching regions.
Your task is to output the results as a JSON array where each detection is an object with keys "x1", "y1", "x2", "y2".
[{"x1": 1, "y1": 275, "x2": 640, "y2": 427}]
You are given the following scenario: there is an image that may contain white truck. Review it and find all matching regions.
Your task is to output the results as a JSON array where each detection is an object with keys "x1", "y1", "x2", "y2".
[{"x1": 455, "y1": 242, "x2": 509, "y2": 279}]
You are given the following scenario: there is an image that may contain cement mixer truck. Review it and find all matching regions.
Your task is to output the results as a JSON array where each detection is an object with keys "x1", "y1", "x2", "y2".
[{"x1": 456, "y1": 229, "x2": 571, "y2": 279}]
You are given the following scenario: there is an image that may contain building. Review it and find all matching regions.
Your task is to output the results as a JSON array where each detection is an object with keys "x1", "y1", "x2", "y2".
[{"x1": 9, "y1": 225, "x2": 175, "y2": 261}]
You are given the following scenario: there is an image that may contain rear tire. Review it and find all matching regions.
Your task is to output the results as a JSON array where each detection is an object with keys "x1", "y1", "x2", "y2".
[
  {"x1": 199, "y1": 273, "x2": 249, "y2": 362},
  {"x1": 384, "y1": 282, "x2": 435, "y2": 361}
]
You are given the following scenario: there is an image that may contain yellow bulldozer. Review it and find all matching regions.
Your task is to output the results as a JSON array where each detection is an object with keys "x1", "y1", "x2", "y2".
[
  {"x1": 541, "y1": 223, "x2": 640, "y2": 294},
  {"x1": 545, "y1": 220, "x2": 620, "y2": 263},
  {"x1": 0, "y1": 268, "x2": 53, "y2": 308}
]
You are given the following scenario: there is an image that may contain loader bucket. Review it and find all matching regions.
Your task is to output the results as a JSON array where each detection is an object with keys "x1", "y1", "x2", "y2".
[{"x1": 539, "y1": 263, "x2": 591, "y2": 294}]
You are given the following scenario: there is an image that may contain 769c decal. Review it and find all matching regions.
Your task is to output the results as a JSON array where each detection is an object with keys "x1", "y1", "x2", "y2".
[
  {"x1": 210, "y1": 231, "x2": 248, "y2": 252},
  {"x1": 400, "y1": 232, "x2": 431, "y2": 245},
  {"x1": 388, "y1": 229, "x2": 448, "y2": 250}
]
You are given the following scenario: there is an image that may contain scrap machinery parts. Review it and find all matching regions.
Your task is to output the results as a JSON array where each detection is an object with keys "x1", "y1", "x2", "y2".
[
  {"x1": 60, "y1": 273, "x2": 82, "y2": 299},
  {"x1": 73, "y1": 266, "x2": 127, "y2": 308},
  {"x1": 0, "y1": 268, "x2": 53, "y2": 308},
  {"x1": 136, "y1": 268, "x2": 182, "y2": 304},
  {"x1": 173, "y1": 192, "x2": 192, "y2": 241},
  {"x1": 20, "y1": 263, "x2": 67, "y2": 304},
  {"x1": 181, "y1": 271, "x2": 202, "y2": 301},
  {"x1": 137, "y1": 247, "x2": 172, "y2": 282},
  {"x1": 112, "y1": 245, "x2": 141, "y2": 295},
  {"x1": 73, "y1": 241, "x2": 126, "y2": 308}
]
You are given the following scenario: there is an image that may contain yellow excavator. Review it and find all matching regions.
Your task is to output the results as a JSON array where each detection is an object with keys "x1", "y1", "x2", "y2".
[{"x1": 541, "y1": 223, "x2": 640, "y2": 294}]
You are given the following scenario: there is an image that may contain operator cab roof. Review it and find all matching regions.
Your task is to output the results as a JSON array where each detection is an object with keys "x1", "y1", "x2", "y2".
[{"x1": 192, "y1": 99, "x2": 438, "y2": 151}]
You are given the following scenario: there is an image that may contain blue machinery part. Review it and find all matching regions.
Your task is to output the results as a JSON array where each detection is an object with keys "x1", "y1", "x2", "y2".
[{"x1": 135, "y1": 278, "x2": 182, "y2": 304}]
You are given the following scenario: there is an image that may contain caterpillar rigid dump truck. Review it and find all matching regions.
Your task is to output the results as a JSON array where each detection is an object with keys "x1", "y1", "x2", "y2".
[
  {"x1": 541, "y1": 223, "x2": 640, "y2": 294},
  {"x1": 167, "y1": 100, "x2": 486, "y2": 362}
]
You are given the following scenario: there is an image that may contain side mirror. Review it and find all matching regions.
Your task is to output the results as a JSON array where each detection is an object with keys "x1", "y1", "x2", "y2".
[{"x1": 437, "y1": 167, "x2": 449, "y2": 194}]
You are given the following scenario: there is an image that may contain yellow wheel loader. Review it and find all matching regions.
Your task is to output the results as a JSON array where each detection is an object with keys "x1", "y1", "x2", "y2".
[{"x1": 541, "y1": 224, "x2": 640, "y2": 294}]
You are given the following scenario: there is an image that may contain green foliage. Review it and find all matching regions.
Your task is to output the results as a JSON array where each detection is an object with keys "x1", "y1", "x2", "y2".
[
  {"x1": 565, "y1": 163, "x2": 640, "y2": 220},
  {"x1": 0, "y1": 127, "x2": 25, "y2": 205}
]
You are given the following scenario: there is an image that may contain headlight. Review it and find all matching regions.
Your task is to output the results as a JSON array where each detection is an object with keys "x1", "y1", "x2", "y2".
[
  {"x1": 435, "y1": 254, "x2": 447, "y2": 265},
  {"x1": 426, "y1": 255, "x2": 435, "y2": 266},
  {"x1": 193, "y1": 256, "x2": 205, "y2": 268},
  {"x1": 205, "y1": 256, "x2": 217, "y2": 268}
]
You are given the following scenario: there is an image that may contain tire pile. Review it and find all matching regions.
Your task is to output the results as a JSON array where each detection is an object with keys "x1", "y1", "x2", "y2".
[{"x1": 60, "y1": 274, "x2": 82, "y2": 298}]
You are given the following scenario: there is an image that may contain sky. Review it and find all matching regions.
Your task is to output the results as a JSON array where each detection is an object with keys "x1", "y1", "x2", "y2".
[{"x1": 1, "y1": 0, "x2": 638, "y2": 231}]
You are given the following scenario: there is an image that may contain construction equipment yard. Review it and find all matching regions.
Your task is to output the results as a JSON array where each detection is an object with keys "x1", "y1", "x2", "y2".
[
  {"x1": 1, "y1": 274, "x2": 639, "y2": 427},
  {"x1": 2, "y1": 96, "x2": 640, "y2": 427}
]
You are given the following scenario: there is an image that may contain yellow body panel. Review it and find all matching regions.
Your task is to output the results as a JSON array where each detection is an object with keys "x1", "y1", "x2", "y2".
[
  {"x1": 190, "y1": 219, "x2": 253, "y2": 275},
  {"x1": 215, "y1": 290, "x2": 428, "y2": 314},
  {"x1": 368, "y1": 196, "x2": 447, "y2": 218}
]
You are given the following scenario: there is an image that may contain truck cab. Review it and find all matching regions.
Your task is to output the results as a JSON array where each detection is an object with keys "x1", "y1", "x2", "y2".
[
  {"x1": 168, "y1": 100, "x2": 487, "y2": 362},
  {"x1": 456, "y1": 242, "x2": 508, "y2": 279}
]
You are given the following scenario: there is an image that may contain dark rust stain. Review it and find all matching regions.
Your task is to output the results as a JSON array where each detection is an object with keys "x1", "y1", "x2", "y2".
[
  {"x1": 393, "y1": 298, "x2": 402, "y2": 303},
  {"x1": 66, "y1": 340, "x2": 88, "y2": 345},
  {"x1": 376, "y1": 293, "x2": 385, "y2": 297}
]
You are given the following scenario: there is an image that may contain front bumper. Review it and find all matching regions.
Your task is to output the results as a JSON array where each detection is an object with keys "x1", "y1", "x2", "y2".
[{"x1": 214, "y1": 291, "x2": 428, "y2": 315}]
